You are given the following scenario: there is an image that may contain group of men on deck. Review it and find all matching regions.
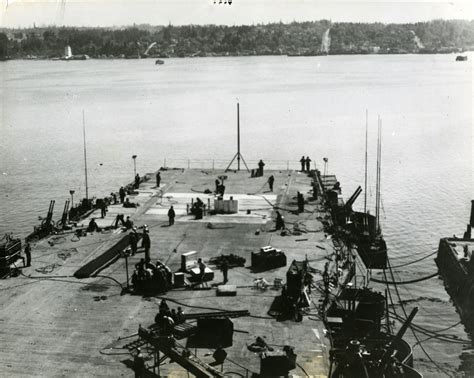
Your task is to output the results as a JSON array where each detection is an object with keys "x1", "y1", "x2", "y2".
[{"x1": 300, "y1": 156, "x2": 312, "y2": 172}]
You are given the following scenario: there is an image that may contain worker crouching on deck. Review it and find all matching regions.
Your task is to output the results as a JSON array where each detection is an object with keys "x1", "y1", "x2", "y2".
[
  {"x1": 87, "y1": 218, "x2": 100, "y2": 233},
  {"x1": 192, "y1": 198, "x2": 204, "y2": 220}
]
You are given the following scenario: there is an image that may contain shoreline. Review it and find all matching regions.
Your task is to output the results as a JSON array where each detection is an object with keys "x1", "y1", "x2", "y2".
[{"x1": 1, "y1": 50, "x2": 471, "y2": 61}]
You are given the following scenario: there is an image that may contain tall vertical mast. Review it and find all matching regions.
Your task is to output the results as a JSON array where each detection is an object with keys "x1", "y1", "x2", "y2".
[
  {"x1": 237, "y1": 102, "x2": 240, "y2": 171},
  {"x1": 83, "y1": 110, "x2": 89, "y2": 201},
  {"x1": 375, "y1": 116, "x2": 380, "y2": 231},
  {"x1": 375, "y1": 116, "x2": 382, "y2": 233},
  {"x1": 378, "y1": 119, "x2": 382, "y2": 232},
  {"x1": 364, "y1": 109, "x2": 368, "y2": 213}
]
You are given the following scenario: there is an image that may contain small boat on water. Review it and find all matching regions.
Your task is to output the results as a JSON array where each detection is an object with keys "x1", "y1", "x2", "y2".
[
  {"x1": 456, "y1": 55, "x2": 468, "y2": 61},
  {"x1": 155, "y1": 59, "x2": 165, "y2": 65}
]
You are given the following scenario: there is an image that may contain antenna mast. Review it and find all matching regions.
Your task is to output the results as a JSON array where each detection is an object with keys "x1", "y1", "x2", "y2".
[
  {"x1": 225, "y1": 101, "x2": 249, "y2": 172},
  {"x1": 237, "y1": 102, "x2": 240, "y2": 171},
  {"x1": 364, "y1": 109, "x2": 368, "y2": 213},
  {"x1": 83, "y1": 110, "x2": 89, "y2": 201},
  {"x1": 375, "y1": 116, "x2": 382, "y2": 233}
]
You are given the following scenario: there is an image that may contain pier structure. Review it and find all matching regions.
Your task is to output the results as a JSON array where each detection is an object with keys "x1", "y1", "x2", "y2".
[{"x1": 0, "y1": 167, "x2": 354, "y2": 377}]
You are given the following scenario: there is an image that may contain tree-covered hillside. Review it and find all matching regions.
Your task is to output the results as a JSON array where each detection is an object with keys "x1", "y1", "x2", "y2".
[{"x1": 1, "y1": 19, "x2": 473, "y2": 59}]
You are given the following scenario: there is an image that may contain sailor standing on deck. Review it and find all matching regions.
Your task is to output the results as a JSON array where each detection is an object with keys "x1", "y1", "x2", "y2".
[
  {"x1": 156, "y1": 171, "x2": 161, "y2": 188},
  {"x1": 297, "y1": 192, "x2": 305, "y2": 213},
  {"x1": 168, "y1": 206, "x2": 175, "y2": 226},
  {"x1": 134, "y1": 174, "x2": 140, "y2": 189},
  {"x1": 198, "y1": 258, "x2": 206, "y2": 282},
  {"x1": 268, "y1": 175, "x2": 275, "y2": 192},
  {"x1": 141, "y1": 227, "x2": 151, "y2": 263},
  {"x1": 300, "y1": 156, "x2": 306, "y2": 172},
  {"x1": 129, "y1": 227, "x2": 138, "y2": 255},
  {"x1": 24, "y1": 242, "x2": 31, "y2": 267},
  {"x1": 275, "y1": 211, "x2": 285, "y2": 230},
  {"x1": 100, "y1": 198, "x2": 107, "y2": 218},
  {"x1": 305, "y1": 156, "x2": 311, "y2": 172},
  {"x1": 221, "y1": 257, "x2": 229, "y2": 284},
  {"x1": 258, "y1": 160, "x2": 265, "y2": 176},
  {"x1": 119, "y1": 186, "x2": 126, "y2": 203}
]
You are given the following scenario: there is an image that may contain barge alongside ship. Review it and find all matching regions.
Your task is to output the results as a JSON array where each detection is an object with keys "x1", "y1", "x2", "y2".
[{"x1": 435, "y1": 200, "x2": 474, "y2": 328}]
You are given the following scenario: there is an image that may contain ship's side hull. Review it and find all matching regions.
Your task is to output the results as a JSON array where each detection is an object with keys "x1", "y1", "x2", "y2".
[{"x1": 435, "y1": 238, "x2": 474, "y2": 327}]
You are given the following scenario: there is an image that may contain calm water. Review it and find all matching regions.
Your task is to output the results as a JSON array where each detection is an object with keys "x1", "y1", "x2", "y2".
[{"x1": 0, "y1": 55, "x2": 472, "y2": 375}]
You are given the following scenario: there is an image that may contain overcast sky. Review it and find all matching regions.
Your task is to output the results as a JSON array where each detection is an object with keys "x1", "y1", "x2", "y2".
[{"x1": 1, "y1": 0, "x2": 473, "y2": 28}]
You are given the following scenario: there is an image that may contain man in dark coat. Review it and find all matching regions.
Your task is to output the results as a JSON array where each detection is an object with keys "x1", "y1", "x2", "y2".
[
  {"x1": 297, "y1": 192, "x2": 305, "y2": 213},
  {"x1": 119, "y1": 186, "x2": 126, "y2": 203},
  {"x1": 168, "y1": 205, "x2": 175, "y2": 226},
  {"x1": 300, "y1": 156, "x2": 306, "y2": 172},
  {"x1": 268, "y1": 175, "x2": 275, "y2": 192},
  {"x1": 24, "y1": 242, "x2": 32, "y2": 267},
  {"x1": 141, "y1": 228, "x2": 151, "y2": 263},
  {"x1": 87, "y1": 218, "x2": 100, "y2": 232},
  {"x1": 198, "y1": 258, "x2": 206, "y2": 282},
  {"x1": 129, "y1": 228, "x2": 138, "y2": 255},
  {"x1": 275, "y1": 211, "x2": 285, "y2": 230},
  {"x1": 258, "y1": 160, "x2": 265, "y2": 176},
  {"x1": 100, "y1": 198, "x2": 107, "y2": 218},
  {"x1": 156, "y1": 171, "x2": 161, "y2": 188},
  {"x1": 221, "y1": 257, "x2": 229, "y2": 284},
  {"x1": 135, "y1": 174, "x2": 140, "y2": 189},
  {"x1": 305, "y1": 156, "x2": 311, "y2": 172}
]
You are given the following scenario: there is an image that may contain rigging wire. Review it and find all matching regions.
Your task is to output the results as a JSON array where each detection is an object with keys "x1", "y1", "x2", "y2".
[
  {"x1": 371, "y1": 272, "x2": 438, "y2": 285},
  {"x1": 389, "y1": 311, "x2": 468, "y2": 344},
  {"x1": 389, "y1": 250, "x2": 438, "y2": 268},
  {"x1": 412, "y1": 320, "x2": 463, "y2": 347},
  {"x1": 386, "y1": 256, "x2": 467, "y2": 342},
  {"x1": 386, "y1": 258, "x2": 453, "y2": 376}
]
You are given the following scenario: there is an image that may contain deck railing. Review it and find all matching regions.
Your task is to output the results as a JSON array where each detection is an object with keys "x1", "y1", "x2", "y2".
[{"x1": 160, "y1": 158, "x2": 318, "y2": 171}]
